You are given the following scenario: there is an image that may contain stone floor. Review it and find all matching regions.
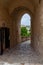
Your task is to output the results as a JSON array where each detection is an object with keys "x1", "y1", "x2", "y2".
[{"x1": 0, "y1": 40, "x2": 43, "y2": 65}]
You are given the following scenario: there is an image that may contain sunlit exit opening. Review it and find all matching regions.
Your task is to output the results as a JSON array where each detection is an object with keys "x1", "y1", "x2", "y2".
[{"x1": 20, "y1": 13, "x2": 31, "y2": 43}]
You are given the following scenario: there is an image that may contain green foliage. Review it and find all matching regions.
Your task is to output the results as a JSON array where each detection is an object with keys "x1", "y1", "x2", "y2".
[
  {"x1": 21, "y1": 27, "x2": 27, "y2": 36},
  {"x1": 27, "y1": 32, "x2": 31, "y2": 37},
  {"x1": 21, "y1": 27, "x2": 31, "y2": 37}
]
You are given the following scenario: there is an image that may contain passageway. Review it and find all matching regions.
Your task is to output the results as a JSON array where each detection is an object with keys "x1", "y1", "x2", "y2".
[
  {"x1": 0, "y1": 0, "x2": 43, "y2": 65},
  {"x1": 0, "y1": 41, "x2": 43, "y2": 64}
]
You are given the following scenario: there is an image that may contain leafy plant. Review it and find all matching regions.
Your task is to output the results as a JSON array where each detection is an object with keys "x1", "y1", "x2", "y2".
[
  {"x1": 21, "y1": 27, "x2": 27, "y2": 36},
  {"x1": 21, "y1": 27, "x2": 31, "y2": 37}
]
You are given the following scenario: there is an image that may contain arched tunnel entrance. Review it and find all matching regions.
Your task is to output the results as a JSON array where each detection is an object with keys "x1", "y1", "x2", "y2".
[
  {"x1": 8, "y1": 7, "x2": 40, "y2": 63},
  {"x1": 20, "y1": 13, "x2": 31, "y2": 43},
  {"x1": 11, "y1": 6, "x2": 32, "y2": 46}
]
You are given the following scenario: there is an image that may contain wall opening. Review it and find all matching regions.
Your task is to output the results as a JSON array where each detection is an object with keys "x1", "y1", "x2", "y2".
[{"x1": 20, "y1": 13, "x2": 31, "y2": 43}]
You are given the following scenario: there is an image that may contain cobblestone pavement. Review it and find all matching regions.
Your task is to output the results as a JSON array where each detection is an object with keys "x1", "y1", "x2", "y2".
[{"x1": 0, "y1": 40, "x2": 43, "y2": 65}]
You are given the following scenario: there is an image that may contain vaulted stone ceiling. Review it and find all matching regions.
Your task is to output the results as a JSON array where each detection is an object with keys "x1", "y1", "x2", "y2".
[
  {"x1": 0, "y1": 0, "x2": 39, "y2": 6},
  {"x1": 30, "y1": 0, "x2": 39, "y2": 5},
  {"x1": 0, "y1": 0, "x2": 40, "y2": 14}
]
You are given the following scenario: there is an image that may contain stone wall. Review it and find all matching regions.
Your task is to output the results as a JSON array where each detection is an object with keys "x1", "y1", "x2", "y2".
[
  {"x1": 31, "y1": 0, "x2": 43, "y2": 56},
  {"x1": 21, "y1": 37, "x2": 31, "y2": 42},
  {"x1": 0, "y1": 6, "x2": 14, "y2": 48}
]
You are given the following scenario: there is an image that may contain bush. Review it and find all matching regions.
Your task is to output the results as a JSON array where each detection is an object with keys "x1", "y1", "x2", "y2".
[
  {"x1": 21, "y1": 27, "x2": 31, "y2": 37},
  {"x1": 21, "y1": 27, "x2": 27, "y2": 36}
]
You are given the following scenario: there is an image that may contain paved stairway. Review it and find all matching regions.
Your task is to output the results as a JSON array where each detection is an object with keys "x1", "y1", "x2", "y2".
[{"x1": 0, "y1": 40, "x2": 43, "y2": 65}]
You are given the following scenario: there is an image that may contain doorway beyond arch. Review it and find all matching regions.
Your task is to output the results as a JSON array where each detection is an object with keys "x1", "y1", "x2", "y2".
[{"x1": 20, "y1": 13, "x2": 31, "y2": 43}]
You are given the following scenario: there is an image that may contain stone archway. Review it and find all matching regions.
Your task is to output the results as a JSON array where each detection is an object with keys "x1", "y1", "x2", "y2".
[
  {"x1": 11, "y1": 6, "x2": 32, "y2": 46},
  {"x1": 17, "y1": 13, "x2": 31, "y2": 42}
]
